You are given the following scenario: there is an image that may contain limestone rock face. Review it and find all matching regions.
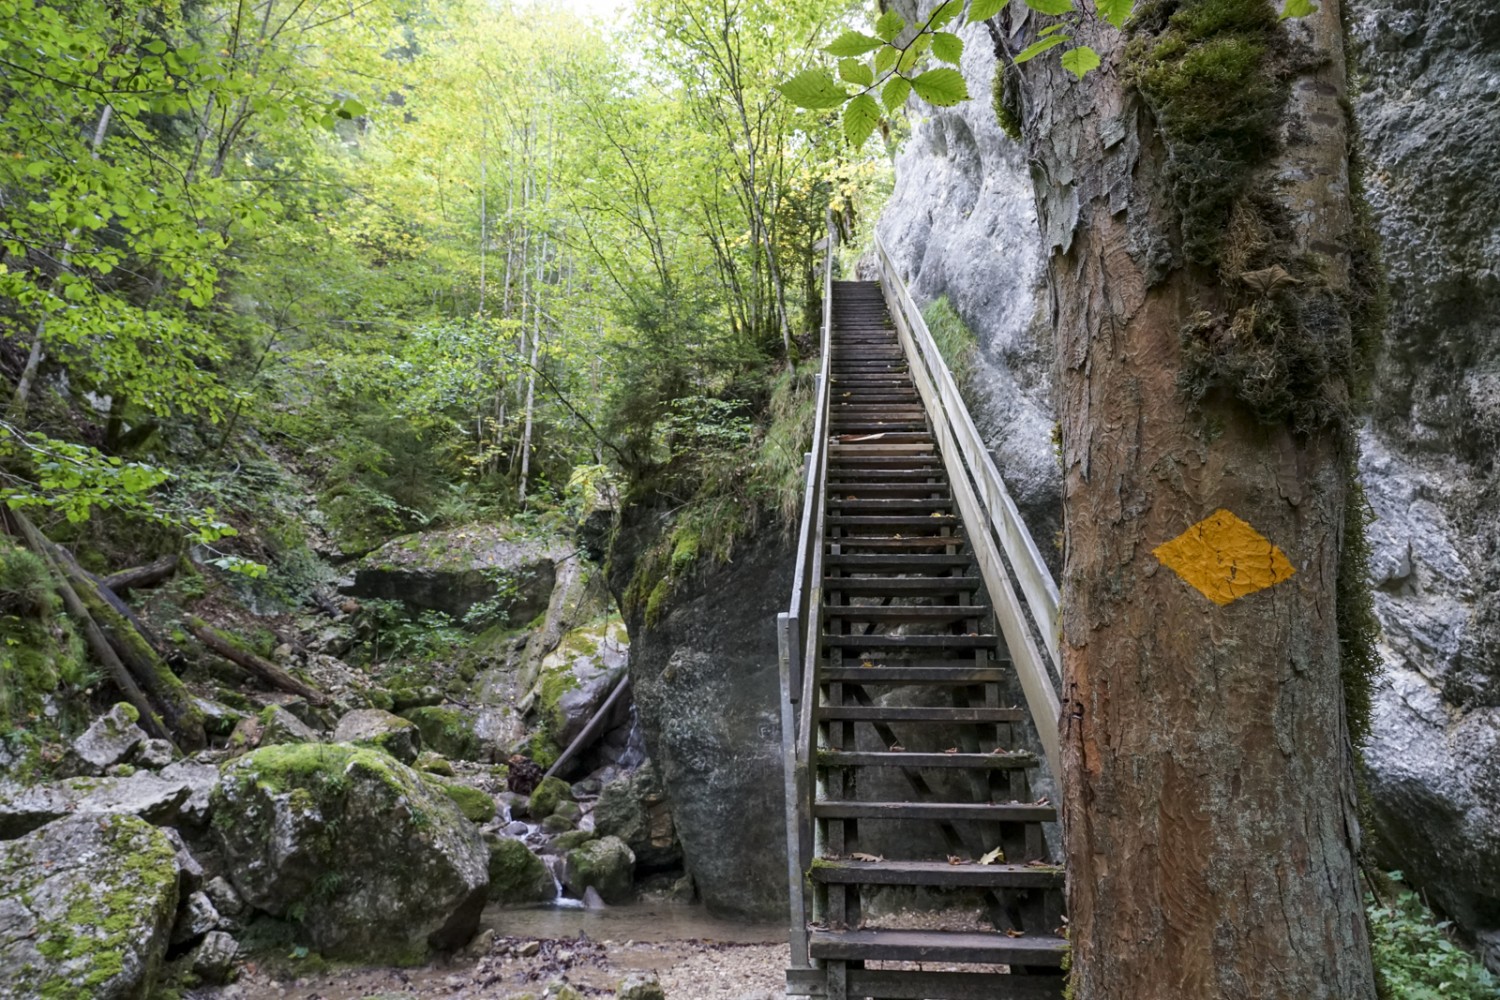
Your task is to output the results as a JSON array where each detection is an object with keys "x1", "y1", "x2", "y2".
[
  {"x1": 1347, "y1": 0, "x2": 1500, "y2": 967},
  {"x1": 333, "y1": 708, "x2": 423, "y2": 764},
  {"x1": 0, "y1": 773, "x2": 193, "y2": 839},
  {"x1": 608, "y1": 519, "x2": 791, "y2": 920},
  {"x1": 562, "y1": 835, "x2": 635, "y2": 904},
  {"x1": 211, "y1": 743, "x2": 489, "y2": 960},
  {"x1": 0, "y1": 814, "x2": 180, "y2": 1000},
  {"x1": 594, "y1": 761, "x2": 681, "y2": 872},
  {"x1": 342, "y1": 523, "x2": 567, "y2": 621}
]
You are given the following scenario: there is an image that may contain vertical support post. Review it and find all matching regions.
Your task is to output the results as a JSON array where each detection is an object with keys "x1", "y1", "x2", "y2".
[{"x1": 777, "y1": 612, "x2": 810, "y2": 969}]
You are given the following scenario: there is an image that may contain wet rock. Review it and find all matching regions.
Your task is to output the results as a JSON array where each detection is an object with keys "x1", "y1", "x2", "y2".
[
  {"x1": 0, "y1": 814, "x2": 180, "y2": 999},
  {"x1": 594, "y1": 761, "x2": 681, "y2": 873},
  {"x1": 485, "y1": 835, "x2": 555, "y2": 904},
  {"x1": 0, "y1": 773, "x2": 192, "y2": 839},
  {"x1": 618, "y1": 973, "x2": 667, "y2": 1000},
  {"x1": 552, "y1": 830, "x2": 594, "y2": 852},
  {"x1": 542, "y1": 813, "x2": 575, "y2": 834},
  {"x1": 583, "y1": 886, "x2": 607, "y2": 909},
  {"x1": 438, "y1": 781, "x2": 497, "y2": 824},
  {"x1": 342, "y1": 523, "x2": 567, "y2": 622},
  {"x1": 212, "y1": 743, "x2": 489, "y2": 960},
  {"x1": 534, "y1": 617, "x2": 630, "y2": 746},
  {"x1": 258, "y1": 705, "x2": 320, "y2": 746},
  {"x1": 553, "y1": 800, "x2": 583, "y2": 824},
  {"x1": 190, "y1": 930, "x2": 238, "y2": 985},
  {"x1": 70, "y1": 702, "x2": 147, "y2": 773},
  {"x1": 562, "y1": 835, "x2": 634, "y2": 904},
  {"x1": 528, "y1": 775, "x2": 572, "y2": 819},
  {"x1": 333, "y1": 708, "x2": 423, "y2": 764},
  {"x1": 171, "y1": 890, "x2": 222, "y2": 946}
]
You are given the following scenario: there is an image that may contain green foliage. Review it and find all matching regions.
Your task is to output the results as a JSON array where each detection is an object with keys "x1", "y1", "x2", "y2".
[
  {"x1": 1368, "y1": 875, "x2": 1498, "y2": 999},
  {"x1": 922, "y1": 297, "x2": 981, "y2": 399}
]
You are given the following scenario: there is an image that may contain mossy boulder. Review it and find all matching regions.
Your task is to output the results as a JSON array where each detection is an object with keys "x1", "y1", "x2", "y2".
[
  {"x1": 414, "y1": 750, "x2": 455, "y2": 776},
  {"x1": 211, "y1": 743, "x2": 489, "y2": 960},
  {"x1": 535, "y1": 617, "x2": 629, "y2": 746},
  {"x1": 332, "y1": 708, "x2": 423, "y2": 764},
  {"x1": 257, "y1": 705, "x2": 319, "y2": 746},
  {"x1": 341, "y1": 523, "x2": 566, "y2": 622},
  {"x1": 552, "y1": 830, "x2": 595, "y2": 852},
  {"x1": 562, "y1": 835, "x2": 635, "y2": 904},
  {"x1": 401, "y1": 705, "x2": 481, "y2": 761},
  {"x1": 484, "y1": 835, "x2": 555, "y2": 904},
  {"x1": 438, "y1": 781, "x2": 497, "y2": 824},
  {"x1": 594, "y1": 762, "x2": 682, "y2": 872},
  {"x1": 527, "y1": 775, "x2": 572, "y2": 819},
  {"x1": 0, "y1": 813, "x2": 180, "y2": 999}
]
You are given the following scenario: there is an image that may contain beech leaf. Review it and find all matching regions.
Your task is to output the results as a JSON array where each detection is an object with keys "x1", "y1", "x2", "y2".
[{"x1": 910, "y1": 67, "x2": 969, "y2": 106}]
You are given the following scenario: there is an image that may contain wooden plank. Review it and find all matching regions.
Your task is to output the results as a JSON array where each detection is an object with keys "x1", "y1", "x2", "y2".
[
  {"x1": 817, "y1": 705, "x2": 1025, "y2": 723},
  {"x1": 816, "y1": 750, "x2": 1038, "y2": 769},
  {"x1": 822, "y1": 579, "x2": 982, "y2": 595},
  {"x1": 823, "y1": 605, "x2": 989, "y2": 622},
  {"x1": 810, "y1": 859, "x2": 1064, "y2": 888},
  {"x1": 821, "y1": 635, "x2": 998, "y2": 650},
  {"x1": 818, "y1": 669, "x2": 1012, "y2": 686},
  {"x1": 809, "y1": 928, "x2": 1067, "y2": 966},
  {"x1": 787, "y1": 968, "x2": 1066, "y2": 1000},
  {"x1": 814, "y1": 801, "x2": 1058, "y2": 822}
]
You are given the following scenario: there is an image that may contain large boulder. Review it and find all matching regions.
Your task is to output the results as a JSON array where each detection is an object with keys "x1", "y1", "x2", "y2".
[
  {"x1": 342, "y1": 523, "x2": 567, "y2": 622},
  {"x1": 0, "y1": 814, "x2": 180, "y2": 999},
  {"x1": 401, "y1": 705, "x2": 482, "y2": 760},
  {"x1": 68, "y1": 703, "x2": 147, "y2": 774},
  {"x1": 594, "y1": 761, "x2": 681, "y2": 872},
  {"x1": 333, "y1": 708, "x2": 423, "y2": 764},
  {"x1": 485, "y1": 835, "x2": 555, "y2": 904},
  {"x1": 0, "y1": 773, "x2": 193, "y2": 839},
  {"x1": 562, "y1": 835, "x2": 635, "y2": 904},
  {"x1": 534, "y1": 617, "x2": 630, "y2": 747},
  {"x1": 211, "y1": 743, "x2": 489, "y2": 960}
]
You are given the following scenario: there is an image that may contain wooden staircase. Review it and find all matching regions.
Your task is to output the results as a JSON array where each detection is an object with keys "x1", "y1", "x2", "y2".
[{"x1": 782, "y1": 278, "x2": 1067, "y2": 1000}]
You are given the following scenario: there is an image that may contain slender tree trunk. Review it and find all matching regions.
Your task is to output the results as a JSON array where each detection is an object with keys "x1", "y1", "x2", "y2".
[{"x1": 1008, "y1": 3, "x2": 1376, "y2": 997}]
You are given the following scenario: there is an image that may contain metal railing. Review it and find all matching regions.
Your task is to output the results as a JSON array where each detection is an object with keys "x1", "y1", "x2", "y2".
[{"x1": 872, "y1": 232, "x2": 1063, "y2": 781}]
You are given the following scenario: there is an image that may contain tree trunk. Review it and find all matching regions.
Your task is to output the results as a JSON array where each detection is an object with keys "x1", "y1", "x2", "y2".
[{"x1": 1009, "y1": 2, "x2": 1376, "y2": 996}]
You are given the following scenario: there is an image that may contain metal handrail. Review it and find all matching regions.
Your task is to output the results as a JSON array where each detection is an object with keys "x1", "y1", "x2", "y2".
[
  {"x1": 777, "y1": 212, "x2": 836, "y2": 970},
  {"x1": 873, "y1": 231, "x2": 1065, "y2": 784}
]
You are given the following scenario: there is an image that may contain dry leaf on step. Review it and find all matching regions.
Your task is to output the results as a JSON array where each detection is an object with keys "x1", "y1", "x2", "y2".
[{"x1": 978, "y1": 847, "x2": 1005, "y2": 866}]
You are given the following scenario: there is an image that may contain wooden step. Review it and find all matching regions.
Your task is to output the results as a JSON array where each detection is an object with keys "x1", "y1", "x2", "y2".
[
  {"x1": 808, "y1": 929, "x2": 1068, "y2": 967},
  {"x1": 825, "y1": 515, "x2": 958, "y2": 529},
  {"x1": 826, "y1": 553, "x2": 967, "y2": 569},
  {"x1": 827, "y1": 468, "x2": 945, "y2": 481},
  {"x1": 821, "y1": 634, "x2": 998, "y2": 651},
  {"x1": 816, "y1": 749, "x2": 1039, "y2": 769},
  {"x1": 828, "y1": 444, "x2": 935, "y2": 455},
  {"x1": 787, "y1": 967, "x2": 1065, "y2": 1000},
  {"x1": 827, "y1": 454, "x2": 942, "y2": 466},
  {"x1": 817, "y1": 705, "x2": 1024, "y2": 724},
  {"x1": 818, "y1": 667, "x2": 1009, "y2": 686},
  {"x1": 828, "y1": 537, "x2": 967, "y2": 552},
  {"x1": 813, "y1": 801, "x2": 1058, "y2": 823},
  {"x1": 824, "y1": 578, "x2": 982, "y2": 595},
  {"x1": 829, "y1": 430, "x2": 932, "y2": 442},
  {"x1": 824, "y1": 604, "x2": 988, "y2": 622},
  {"x1": 826, "y1": 485, "x2": 952, "y2": 499},
  {"x1": 811, "y1": 859, "x2": 1064, "y2": 889}
]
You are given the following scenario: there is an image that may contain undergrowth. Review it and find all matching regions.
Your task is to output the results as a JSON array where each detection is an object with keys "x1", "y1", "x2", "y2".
[{"x1": 1368, "y1": 873, "x2": 1498, "y2": 999}]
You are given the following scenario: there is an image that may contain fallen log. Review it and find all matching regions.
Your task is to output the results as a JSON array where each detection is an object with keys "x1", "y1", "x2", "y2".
[
  {"x1": 6, "y1": 512, "x2": 177, "y2": 750},
  {"x1": 543, "y1": 673, "x2": 632, "y2": 781},
  {"x1": 185, "y1": 617, "x2": 327, "y2": 706},
  {"x1": 101, "y1": 555, "x2": 178, "y2": 594}
]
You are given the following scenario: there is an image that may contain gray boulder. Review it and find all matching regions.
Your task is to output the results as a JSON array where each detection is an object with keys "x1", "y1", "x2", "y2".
[
  {"x1": 212, "y1": 743, "x2": 489, "y2": 960},
  {"x1": 333, "y1": 708, "x2": 423, "y2": 764},
  {"x1": 132, "y1": 738, "x2": 174, "y2": 769},
  {"x1": 0, "y1": 773, "x2": 192, "y2": 839},
  {"x1": 562, "y1": 835, "x2": 635, "y2": 905},
  {"x1": 594, "y1": 761, "x2": 681, "y2": 872},
  {"x1": 534, "y1": 617, "x2": 630, "y2": 747},
  {"x1": 170, "y1": 890, "x2": 222, "y2": 946},
  {"x1": 0, "y1": 814, "x2": 180, "y2": 999},
  {"x1": 70, "y1": 702, "x2": 147, "y2": 773},
  {"x1": 258, "y1": 705, "x2": 319, "y2": 745},
  {"x1": 342, "y1": 523, "x2": 566, "y2": 621},
  {"x1": 189, "y1": 930, "x2": 238, "y2": 985},
  {"x1": 158, "y1": 758, "x2": 220, "y2": 826},
  {"x1": 617, "y1": 973, "x2": 667, "y2": 1000},
  {"x1": 485, "y1": 835, "x2": 556, "y2": 904}
]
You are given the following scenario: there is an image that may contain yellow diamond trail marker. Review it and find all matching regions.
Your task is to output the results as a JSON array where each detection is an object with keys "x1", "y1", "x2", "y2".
[{"x1": 1152, "y1": 509, "x2": 1296, "y2": 606}]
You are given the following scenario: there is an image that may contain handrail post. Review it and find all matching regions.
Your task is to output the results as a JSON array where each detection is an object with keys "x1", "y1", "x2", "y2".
[{"x1": 777, "y1": 611, "x2": 810, "y2": 968}]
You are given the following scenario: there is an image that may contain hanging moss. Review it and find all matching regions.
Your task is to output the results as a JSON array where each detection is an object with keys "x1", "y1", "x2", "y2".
[
  {"x1": 1126, "y1": 0, "x2": 1284, "y2": 266},
  {"x1": 992, "y1": 66, "x2": 1022, "y2": 143}
]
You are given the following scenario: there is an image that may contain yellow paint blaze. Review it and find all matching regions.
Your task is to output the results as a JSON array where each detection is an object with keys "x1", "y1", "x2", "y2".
[{"x1": 1152, "y1": 509, "x2": 1296, "y2": 606}]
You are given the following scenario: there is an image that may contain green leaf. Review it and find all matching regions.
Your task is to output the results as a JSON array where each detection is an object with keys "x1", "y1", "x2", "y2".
[
  {"x1": 339, "y1": 98, "x2": 367, "y2": 118},
  {"x1": 968, "y1": 0, "x2": 1007, "y2": 20},
  {"x1": 1024, "y1": 0, "x2": 1074, "y2": 13},
  {"x1": 930, "y1": 0, "x2": 965, "y2": 29},
  {"x1": 825, "y1": 30, "x2": 884, "y2": 56},
  {"x1": 778, "y1": 69, "x2": 850, "y2": 109},
  {"x1": 932, "y1": 31, "x2": 964, "y2": 65},
  {"x1": 881, "y1": 75, "x2": 912, "y2": 113},
  {"x1": 1060, "y1": 45, "x2": 1101, "y2": 78},
  {"x1": 875, "y1": 10, "x2": 905, "y2": 42},
  {"x1": 143, "y1": 39, "x2": 167, "y2": 55},
  {"x1": 1039, "y1": 22, "x2": 1069, "y2": 36},
  {"x1": 874, "y1": 44, "x2": 899, "y2": 74},
  {"x1": 1097, "y1": 0, "x2": 1134, "y2": 27},
  {"x1": 910, "y1": 67, "x2": 969, "y2": 106},
  {"x1": 839, "y1": 58, "x2": 875, "y2": 87},
  {"x1": 1279, "y1": 0, "x2": 1316, "y2": 17},
  {"x1": 1014, "y1": 34, "x2": 1069, "y2": 63},
  {"x1": 843, "y1": 93, "x2": 882, "y2": 148}
]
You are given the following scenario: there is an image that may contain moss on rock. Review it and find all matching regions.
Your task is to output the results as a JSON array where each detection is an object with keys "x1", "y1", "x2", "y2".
[
  {"x1": 527, "y1": 775, "x2": 572, "y2": 819},
  {"x1": 437, "y1": 781, "x2": 497, "y2": 824},
  {"x1": 400, "y1": 705, "x2": 481, "y2": 761},
  {"x1": 485, "y1": 836, "x2": 555, "y2": 904}
]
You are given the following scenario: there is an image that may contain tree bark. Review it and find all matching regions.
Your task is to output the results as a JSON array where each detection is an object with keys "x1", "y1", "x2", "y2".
[
  {"x1": 101, "y1": 555, "x2": 179, "y2": 594},
  {"x1": 1009, "y1": 3, "x2": 1376, "y2": 997},
  {"x1": 185, "y1": 617, "x2": 327, "y2": 706}
]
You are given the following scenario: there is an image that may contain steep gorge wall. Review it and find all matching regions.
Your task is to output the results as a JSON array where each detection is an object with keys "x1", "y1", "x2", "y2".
[{"x1": 876, "y1": 0, "x2": 1500, "y2": 966}]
